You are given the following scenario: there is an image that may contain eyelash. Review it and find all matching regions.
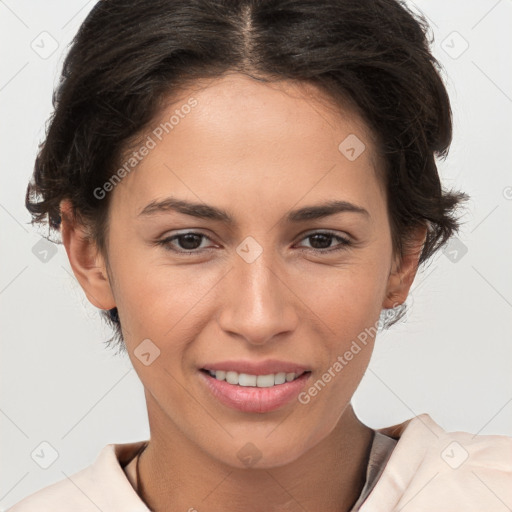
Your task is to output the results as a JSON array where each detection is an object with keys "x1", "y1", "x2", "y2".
[{"x1": 155, "y1": 230, "x2": 352, "y2": 256}]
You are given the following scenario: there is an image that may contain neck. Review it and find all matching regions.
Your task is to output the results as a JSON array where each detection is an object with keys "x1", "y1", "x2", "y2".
[{"x1": 137, "y1": 396, "x2": 374, "y2": 512}]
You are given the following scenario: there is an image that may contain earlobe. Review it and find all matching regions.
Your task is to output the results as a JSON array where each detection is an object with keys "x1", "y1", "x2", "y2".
[
  {"x1": 59, "y1": 199, "x2": 116, "y2": 310},
  {"x1": 382, "y1": 225, "x2": 427, "y2": 309}
]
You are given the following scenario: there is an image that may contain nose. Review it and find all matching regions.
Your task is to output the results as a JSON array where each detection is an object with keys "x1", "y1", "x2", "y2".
[{"x1": 217, "y1": 245, "x2": 299, "y2": 346}]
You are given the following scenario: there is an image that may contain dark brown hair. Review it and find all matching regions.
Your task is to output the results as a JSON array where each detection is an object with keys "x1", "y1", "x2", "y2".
[{"x1": 26, "y1": 0, "x2": 468, "y2": 353}]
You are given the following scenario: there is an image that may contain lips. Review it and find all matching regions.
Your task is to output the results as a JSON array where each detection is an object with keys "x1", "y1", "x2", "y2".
[
  {"x1": 200, "y1": 359, "x2": 311, "y2": 376},
  {"x1": 199, "y1": 369, "x2": 312, "y2": 413}
]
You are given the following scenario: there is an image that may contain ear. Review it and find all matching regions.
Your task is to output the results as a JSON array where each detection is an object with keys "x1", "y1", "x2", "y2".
[
  {"x1": 59, "y1": 199, "x2": 116, "y2": 310},
  {"x1": 382, "y1": 225, "x2": 427, "y2": 309}
]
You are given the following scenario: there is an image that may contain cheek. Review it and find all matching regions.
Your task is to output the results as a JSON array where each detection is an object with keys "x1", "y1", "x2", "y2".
[
  {"x1": 110, "y1": 248, "x2": 219, "y2": 347},
  {"x1": 301, "y1": 254, "x2": 389, "y2": 388},
  {"x1": 298, "y1": 257, "x2": 389, "y2": 331},
  {"x1": 320, "y1": 276, "x2": 379, "y2": 374},
  {"x1": 300, "y1": 273, "x2": 381, "y2": 426}
]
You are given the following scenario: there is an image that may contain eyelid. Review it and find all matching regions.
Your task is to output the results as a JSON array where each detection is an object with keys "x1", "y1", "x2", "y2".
[
  {"x1": 156, "y1": 230, "x2": 218, "y2": 252},
  {"x1": 294, "y1": 230, "x2": 352, "y2": 252},
  {"x1": 156, "y1": 229, "x2": 353, "y2": 255},
  {"x1": 297, "y1": 228, "x2": 351, "y2": 241}
]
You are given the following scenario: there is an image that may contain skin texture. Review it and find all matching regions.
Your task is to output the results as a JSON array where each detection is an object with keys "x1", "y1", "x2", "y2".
[{"x1": 60, "y1": 72, "x2": 426, "y2": 512}]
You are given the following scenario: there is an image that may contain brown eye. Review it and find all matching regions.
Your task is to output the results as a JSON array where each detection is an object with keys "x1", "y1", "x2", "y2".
[
  {"x1": 157, "y1": 231, "x2": 214, "y2": 254},
  {"x1": 297, "y1": 231, "x2": 351, "y2": 253},
  {"x1": 173, "y1": 233, "x2": 204, "y2": 250}
]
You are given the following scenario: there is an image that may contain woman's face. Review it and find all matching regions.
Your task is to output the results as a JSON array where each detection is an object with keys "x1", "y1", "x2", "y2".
[{"x1": 73, "y1": 72, "x2": 418, "y2": 468}]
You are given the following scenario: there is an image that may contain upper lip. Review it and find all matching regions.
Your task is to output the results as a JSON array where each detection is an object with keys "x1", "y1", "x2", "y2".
[{"x1": 201, "y1": 359, "x2": 311, "y2": 376}]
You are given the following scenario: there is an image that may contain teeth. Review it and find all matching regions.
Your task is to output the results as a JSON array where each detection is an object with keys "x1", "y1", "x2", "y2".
[{"x1": 206, "y1": 369, "x2": 303, "y2": 387}]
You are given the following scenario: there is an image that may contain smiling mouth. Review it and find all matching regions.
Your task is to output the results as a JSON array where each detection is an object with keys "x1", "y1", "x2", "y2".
[{"x1": 200, "y1": 368, "x2": 311, "y2": 388}]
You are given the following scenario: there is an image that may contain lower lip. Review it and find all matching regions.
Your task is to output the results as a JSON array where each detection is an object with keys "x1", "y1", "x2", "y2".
[{"x1": 199, "y1": 370, "x2": 312, "y2": 413}]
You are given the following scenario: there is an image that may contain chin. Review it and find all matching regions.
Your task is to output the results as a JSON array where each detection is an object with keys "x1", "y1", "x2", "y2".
[{"x1": 204, "y1": 432, "x2": 311, "y2": 470}]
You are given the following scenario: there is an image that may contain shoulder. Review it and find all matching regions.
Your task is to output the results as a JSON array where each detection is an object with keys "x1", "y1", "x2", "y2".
[
  {"x1": 360, "y1": 414, "x2": 512, "y2": 512},
  {"x1": 6, "y1": 441, "x2": 149, "y2": 512}
]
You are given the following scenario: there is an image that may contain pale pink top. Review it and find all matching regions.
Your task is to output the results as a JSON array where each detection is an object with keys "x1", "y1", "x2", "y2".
[
  {"x1": 7, "y1": 414, "x2": 512, "y2": 511},
  {"x1": 350, "y1": 431, "x2": 397, "y2": 510}
]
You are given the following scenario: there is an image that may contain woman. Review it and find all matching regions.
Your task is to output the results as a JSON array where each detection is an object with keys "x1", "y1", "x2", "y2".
[{"x1": 10, "y1": 0, "x2": 511, "y2": 511}]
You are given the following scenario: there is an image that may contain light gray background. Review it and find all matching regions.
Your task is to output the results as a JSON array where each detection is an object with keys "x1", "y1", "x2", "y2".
[{"x1": 1, "y1": 0, "x2": 511, "y2": 509}]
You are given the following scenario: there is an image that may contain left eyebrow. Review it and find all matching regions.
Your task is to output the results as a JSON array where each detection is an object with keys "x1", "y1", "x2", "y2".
[
  {"x1": 137, "y1": 197, "x2": 370, "y2": 224},
  {"x1": 286, "y1": 200, "x2": 370, "y2": 222}
]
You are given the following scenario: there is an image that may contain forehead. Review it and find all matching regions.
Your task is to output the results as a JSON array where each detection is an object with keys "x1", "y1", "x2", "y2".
[
  {"x1": 110, "y1": 72, "x2": 384, "y2": 221},
  {"x1": 157, "y1": 72, "x2": 375, "y2": 152}
]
